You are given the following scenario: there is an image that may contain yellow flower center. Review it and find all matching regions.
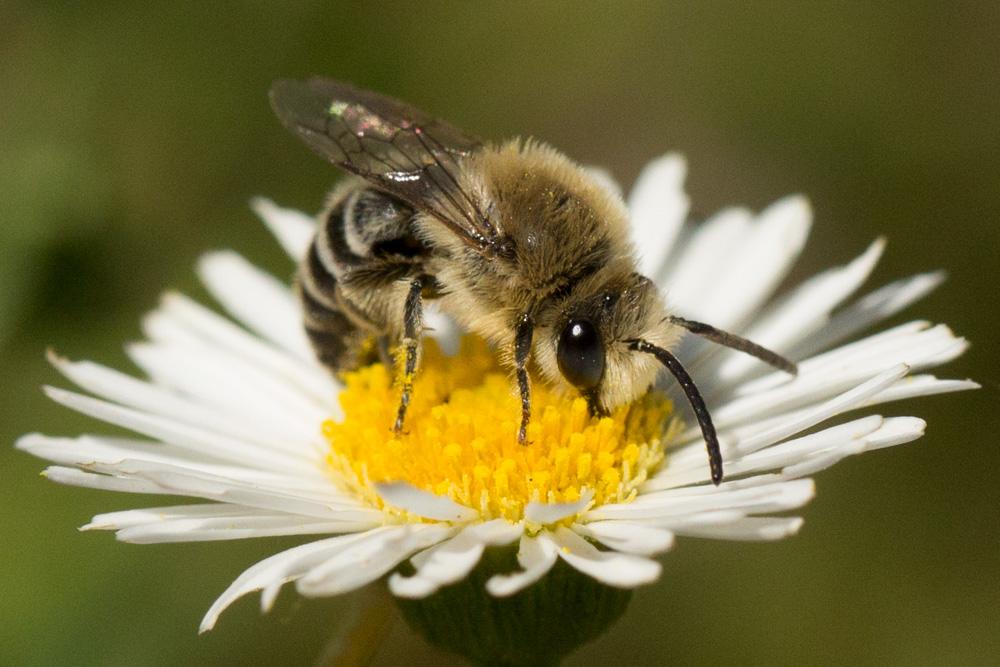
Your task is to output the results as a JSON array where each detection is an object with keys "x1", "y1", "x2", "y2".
[{"x1": 323, "y1": 337, "x2": 676, "y2": 522}]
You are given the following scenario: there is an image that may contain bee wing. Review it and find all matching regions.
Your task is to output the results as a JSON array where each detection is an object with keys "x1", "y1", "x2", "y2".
[{"x1": 270, "y1": 78, "x2": 498, "y2": 252}]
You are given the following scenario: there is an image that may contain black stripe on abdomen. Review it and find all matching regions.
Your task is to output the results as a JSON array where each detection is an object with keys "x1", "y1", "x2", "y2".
[{"x1": 298, "y1": 239, "x2": 368, "y2": 372}]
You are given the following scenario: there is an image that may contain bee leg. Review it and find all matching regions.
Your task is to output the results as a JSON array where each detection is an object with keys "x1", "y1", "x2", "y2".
[
  {"x1": 583, "y1": 390, "x2": 608, "y2": 419},
  {"x1": 515, "y1": 313, "x2": 534, "y2": 444},
  {"x1": 393, "y1": 277, "x2": 425, "y2": 435}
]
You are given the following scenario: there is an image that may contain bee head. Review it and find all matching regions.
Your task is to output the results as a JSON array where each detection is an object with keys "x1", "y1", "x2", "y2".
[{"x1": 544, "y1": 273, "x2": 679, "y2": 415}]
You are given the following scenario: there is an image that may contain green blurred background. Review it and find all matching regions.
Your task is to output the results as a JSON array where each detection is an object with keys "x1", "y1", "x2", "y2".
[{"x1": 2, "y1": 2, "x2": 997, "y2": 665}]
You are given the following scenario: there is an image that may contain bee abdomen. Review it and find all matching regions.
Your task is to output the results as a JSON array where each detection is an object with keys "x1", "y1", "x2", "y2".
[
  {"x1": 298, "y1": 239, "x2": 372, "y2": 371},
  {"x1": 318, "y1": 186, "x2": 418, "y2": 274},
  {"x1": 297, "y1": 185, "x2": 426, "y2": 373}
]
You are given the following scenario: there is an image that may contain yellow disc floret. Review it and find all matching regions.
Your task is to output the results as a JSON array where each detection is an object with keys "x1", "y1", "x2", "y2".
[{"x1": 323, "y1": 337, "x2": 676, "y2": 523}]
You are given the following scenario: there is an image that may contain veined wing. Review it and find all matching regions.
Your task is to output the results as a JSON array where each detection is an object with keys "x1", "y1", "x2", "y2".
[{"x1": 270, "y1": 78, "x2": 500, "y2": 252}]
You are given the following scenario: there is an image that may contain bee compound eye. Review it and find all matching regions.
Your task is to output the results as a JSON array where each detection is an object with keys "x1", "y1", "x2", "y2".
[{"x1": 556, "y1": 319, "x2": 605, "y2": 390}]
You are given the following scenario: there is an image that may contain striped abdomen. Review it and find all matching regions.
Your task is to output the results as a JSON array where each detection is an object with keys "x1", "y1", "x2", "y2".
[{"x1": 297, "y1": 181, "x2": 426, "y2": 372}]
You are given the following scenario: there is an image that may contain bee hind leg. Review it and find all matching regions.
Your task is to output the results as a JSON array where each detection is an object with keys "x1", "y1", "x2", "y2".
[
  {"x1": 515, "y1": 313, "x2": 534, "y2": 444},
  {"x1": 393, "y1": 277, "x2": 425, "y2": 435}
]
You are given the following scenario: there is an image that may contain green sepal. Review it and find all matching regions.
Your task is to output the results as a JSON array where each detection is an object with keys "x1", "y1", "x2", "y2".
[{"x1": 394, "y1": 546, "x2": 632, "y2": 666}]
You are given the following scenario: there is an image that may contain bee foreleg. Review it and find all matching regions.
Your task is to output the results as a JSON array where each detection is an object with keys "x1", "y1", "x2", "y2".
[
  {"x1": 514, "y1": 313, "x2": 534, "y2": 445},
  {"x1": 393, "y1": 277, "x2": 425, "y2": 435}
]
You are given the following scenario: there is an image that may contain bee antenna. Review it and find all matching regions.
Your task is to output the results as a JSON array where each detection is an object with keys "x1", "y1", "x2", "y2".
[
  {"x1": 667, "y1": 316, "x2": 798, "y2": 375},
  {"x1": 627, "y1": 339, "x2": 723, "y2": 485}
]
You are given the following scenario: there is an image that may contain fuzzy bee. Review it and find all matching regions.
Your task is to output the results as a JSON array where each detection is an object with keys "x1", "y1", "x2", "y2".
[{"x1": 269, "y1": 78, "x2": 797, "y2": 485}]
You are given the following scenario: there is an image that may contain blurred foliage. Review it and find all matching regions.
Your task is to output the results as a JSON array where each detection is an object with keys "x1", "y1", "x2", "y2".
[{"x1": 2, "y1": 2, "x2": 997, "y2": 665}]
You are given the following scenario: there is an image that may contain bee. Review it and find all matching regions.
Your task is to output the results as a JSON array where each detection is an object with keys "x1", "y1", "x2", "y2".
[{"x1": 269, "y1": 78, "x2": 796, "y2": 485}]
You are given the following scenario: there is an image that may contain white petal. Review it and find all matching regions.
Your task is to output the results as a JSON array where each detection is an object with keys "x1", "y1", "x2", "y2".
[
  {"x1": 697, "y1": 325, "x2": 961, "y2": 435},
  {"x1": 296, "y1": 524, "x2": 454, "y2": 597},
  {"x1": 84, "y1": 503, "x2": 259, "y2": 530},
  {"x1": 672, "y1": 516, "x2": 804, "y2": 541},
  {"x1": 121, "y1": 464, "x2": 369, "y2": 516},
  {"x1": 865, "y1": 376, "x2": 978, "y2": 408},
  {"x1": 684, "y1": 195, "x2": 811, "y2": 329},
  {"x1": 423, "y1": 305, "x2": 461, "y2": 356},
  {"x1": 706, "y1": 366, "x2": 887, "y2": 434},
  {"x1": 41, "y1": 465, "x2": 164, "y2": 494},
  {"x1": 38, "y1": 445, "x2": 376, "y2": 520},
  {"x1": 20, "y1": 432, "x2": 212, "y2": 468},
  {"x1": 18, "y1": 433, "x2": 347, "y2": 507},
  {"x1": 388, "y1": 520, "x2": 520, "y2": 598},
  {"x1": 656, "y1": 365, "x2": 909, "y2": 491},
  {"x1": 25, "y1": 435, "x2": 313, "y2": 497},
  {"x1": 628, "y1": 153, "x2": 689, "y2": 277},
  {"x1": 485, "y1": 534, "x2": 559, "y2": 597},
  {"x1": 151, "y1": 292, "x2": 337, "y2": 407},
  {"x1": 197, "y1": 251, "x2": 313, "y2": 360},
  {"x1": 49, "y1": 351, "x2": 317, "y2": 452},
  {"x1": 573, "y1": 521, "x2": 674, "y2": 556},
  {"x1": 375, "y1": 482, "x2": 478, "y2": 522},
  {"x1": 42, "y1": 386, "x2": 314, "y2": 473},
  {"x1": 114, "y1": 514, "x2": 377, "y2": 544},
  {"x1": 523, "y1": 489, "x2": 593, "y2": 525},
  {"x1": 251, "y1": 197, "x2": 315, "y2": 260},
  {"x1": 739, "y1": 412, "x2": 886, "y2": 464},
  {"x1": 549, "y1": 527, "x2": 661, "y2": 587},
  {"x1": 708, "y1": 238, "x2": 886, "y2": 388},
  {"x1": 727, "y1": 321, "x2": 959, "y2": 400},
  {"x1": 616, "y1": 509, "x2": 744, "y2": 529},
  {"x1": 86, "y1": 503, "x2": 370, "y2": 536},
  {"x1": 661, "y1": 207, "x2": 753, "y2": 318},
  {"x1": 726, "y1": 364, "x2": 909, "y2": 455},
  {"x1": 126, "y1": 341, "x2": 327, "y2": 445},
  {"x1": 463, "y1": 518, "x2": 524, "y2": 546},
  {"x1": 787, "y1": 271, "x2": 945, "y2": 360},
  {"x1": 735, "y1": 415, "x2": 884, "y2": 477},
  {"x1": 775, "y1": 417, "x2": 926, "y2": 479},
  {"x1": 778, "y1": 443, "x2": 868, "y2": 479},
  {"x1": 648, "y1": 416, "x2": 884, "y2": 490},
  {"x1": 586, "y1": 479, "x2": 815, "y2": 521},
  {"x1": 200, "y1": 529, "x2": 392, "y2": 632},
  {"x1": 668, "y1": 361, "x2": 908, "y2": 467},
  {"x1": 386, "y1": 569, "x2": 438, "y2": 598},
  {"x1": 864, "y1": 416, "x2": 927, "y2": 451}
]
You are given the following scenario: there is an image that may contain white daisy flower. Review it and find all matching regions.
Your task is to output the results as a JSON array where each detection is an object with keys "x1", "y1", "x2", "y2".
[{"x1": 18, "y1": 153, "x2": 975, "y2": 641}]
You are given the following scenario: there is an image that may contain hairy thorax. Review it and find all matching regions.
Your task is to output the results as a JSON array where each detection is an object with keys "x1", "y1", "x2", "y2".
[
  {"x1": 425, "y1": 139, "x2": 637, "y2": 337},
  {"x1": 419, "y1": 139, "x2": 680, "y2": 411}
]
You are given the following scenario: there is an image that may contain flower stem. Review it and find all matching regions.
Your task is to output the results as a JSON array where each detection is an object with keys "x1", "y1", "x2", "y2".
[{"x1": 315, "y1": 587, "x2": 396, "y2": 667}]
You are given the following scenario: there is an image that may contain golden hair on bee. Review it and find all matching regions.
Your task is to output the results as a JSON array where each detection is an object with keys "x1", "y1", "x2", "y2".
[{"x1": 425, "y1": 140, "x2": 632, "y2": 343}]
